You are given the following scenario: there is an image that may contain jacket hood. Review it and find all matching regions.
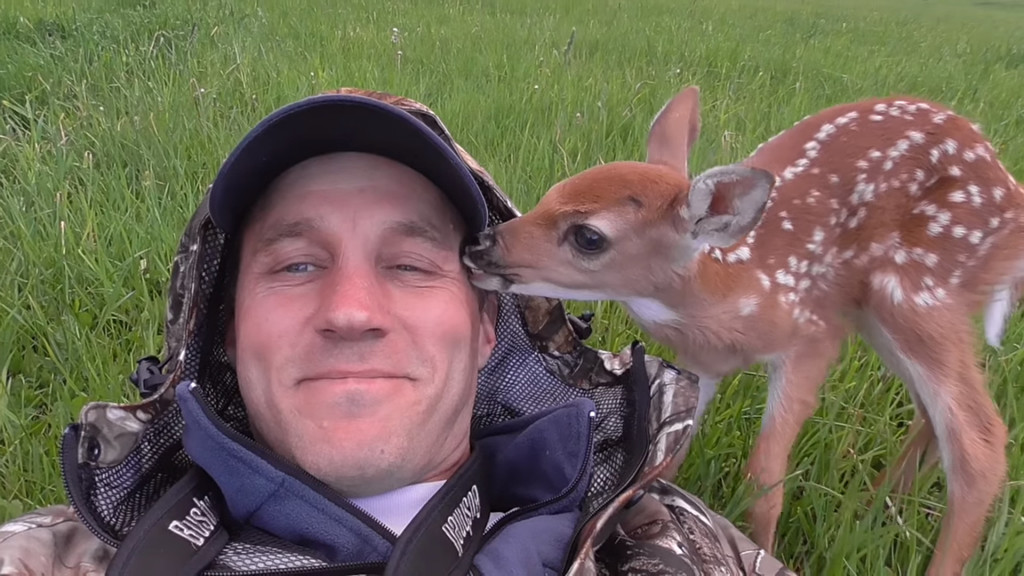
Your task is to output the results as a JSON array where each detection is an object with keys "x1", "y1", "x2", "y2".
[{"x1": 59, "y1": 88, "x2": 703, "y2": 574}]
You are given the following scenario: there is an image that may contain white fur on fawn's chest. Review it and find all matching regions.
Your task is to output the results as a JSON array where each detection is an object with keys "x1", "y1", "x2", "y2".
[{"x1": 623, "y1": 297, "x2": 680, "y2": 325}]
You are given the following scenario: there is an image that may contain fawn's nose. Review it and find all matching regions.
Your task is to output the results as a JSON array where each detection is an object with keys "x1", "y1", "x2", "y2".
[
  {"x1": 468, "y1": 228, "x2": 496, "y2": 251},
  {"x1": 462, "y1": 228, "x2": 501, "y2": 269}
]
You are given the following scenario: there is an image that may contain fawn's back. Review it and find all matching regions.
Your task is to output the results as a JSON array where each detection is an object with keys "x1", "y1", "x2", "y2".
[{"x1": 721, "y1": 97, "x2": 1024, "y2": 337}]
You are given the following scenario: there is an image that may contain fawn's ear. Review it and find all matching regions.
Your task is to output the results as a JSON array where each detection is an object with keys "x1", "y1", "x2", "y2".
[
  {"x1": 684, "y1": 164, "x2": 775, "y2": 247},
  {"x1": 646, "y1": 86, "x2": 702, "y2": 176}
]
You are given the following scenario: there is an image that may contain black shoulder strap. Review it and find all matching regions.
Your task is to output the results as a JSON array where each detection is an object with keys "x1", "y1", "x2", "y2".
[
  {"x1": 106, "y1": 448, "x2": 494, "y2": 575},
  {"x1": 107, "y1": 465, "x2": 229, "y2": 576},
  {"x1": 383, "y1": 446, "x2": 491, "y2": 576}
]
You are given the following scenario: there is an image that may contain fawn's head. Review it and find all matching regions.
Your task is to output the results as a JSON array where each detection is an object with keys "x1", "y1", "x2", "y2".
[{"x1": 463, "y1": 86, "x2": 776, "y2": 302}]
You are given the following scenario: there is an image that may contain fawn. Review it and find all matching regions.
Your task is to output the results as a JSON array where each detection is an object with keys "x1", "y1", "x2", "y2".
[{"x1": 462, "y1": 85, "x2": 1019, "y2": 575}]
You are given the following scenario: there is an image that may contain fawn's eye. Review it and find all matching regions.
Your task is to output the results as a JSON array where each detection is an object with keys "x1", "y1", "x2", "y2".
[{"x1": 570, "y1": 224, "x2": 608, "y2": 254}]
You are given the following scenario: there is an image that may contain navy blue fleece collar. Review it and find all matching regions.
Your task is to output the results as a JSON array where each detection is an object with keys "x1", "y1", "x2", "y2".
[{"x1": 176, "y1": 380, "x2": 595, "y2": 566}]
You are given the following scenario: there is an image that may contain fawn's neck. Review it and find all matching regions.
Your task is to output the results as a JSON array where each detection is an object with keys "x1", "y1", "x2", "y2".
[{"x1": 622, "y1": 246, "x2": 766, "y2": 330}]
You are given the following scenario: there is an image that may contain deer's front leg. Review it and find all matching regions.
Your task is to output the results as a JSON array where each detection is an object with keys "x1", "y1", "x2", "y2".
[{"x1": 745, "y1": 335, "x2": 842, "y2": 553}]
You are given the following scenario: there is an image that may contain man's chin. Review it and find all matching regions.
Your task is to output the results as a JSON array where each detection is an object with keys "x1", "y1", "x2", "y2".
[{"x1": 293, "y1": 442, "x2": 412, "y2": 496}]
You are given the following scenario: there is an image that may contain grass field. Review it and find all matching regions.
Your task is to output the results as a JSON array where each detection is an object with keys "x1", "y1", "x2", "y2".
[{"x1": 2, "y1": 0, "x2": 1023, "y2": 573}]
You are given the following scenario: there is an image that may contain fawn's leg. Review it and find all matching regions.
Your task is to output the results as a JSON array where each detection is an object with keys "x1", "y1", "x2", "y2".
[
  {"x1": 871, "y1": 414, "x2": 941, "y2": 494},
  {"x1": 859, "y1": 304, "x2": 1008, "y2": 576},
  {"x1": 694, "y1": 373, "x2": 723, "y2": 427},
  {"x1": 745, "y1": 333, "x2": 843, "y2": 553},
  {"x1": 859, "y1": 314, "x2": 942, "y2": 494}
]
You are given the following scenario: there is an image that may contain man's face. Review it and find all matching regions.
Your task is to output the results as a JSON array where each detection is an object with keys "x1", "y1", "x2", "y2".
[{"x1": 227, "y1": 151, "x2": 497, "y2": 498}]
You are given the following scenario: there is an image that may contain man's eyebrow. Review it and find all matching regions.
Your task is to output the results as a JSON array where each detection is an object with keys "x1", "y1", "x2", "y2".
[
  {"x1": 254, "y1": 218, "x2": 320, "y2": 252},
  {"x1": 382, "y1": 219, "x2": 455, "y2": 250}
]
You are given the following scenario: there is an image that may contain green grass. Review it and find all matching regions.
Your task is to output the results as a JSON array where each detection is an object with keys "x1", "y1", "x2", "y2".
[{"x1": 2, "y1": 0, "x2": 1023, "y2": 573}]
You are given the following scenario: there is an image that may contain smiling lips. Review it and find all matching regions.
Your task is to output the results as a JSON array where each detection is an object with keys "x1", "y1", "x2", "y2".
[{"x1": 300, "y1": 371, "x2": 412, "y2": 385}]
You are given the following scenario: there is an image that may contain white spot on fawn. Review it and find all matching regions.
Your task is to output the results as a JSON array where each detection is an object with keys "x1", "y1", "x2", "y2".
[
  {"x1": 848, "y1": 207, "x2": 867, "y2": 228},
  {"x1": 948, "y1": 190, "x2": 966, "y2": 203},
  {"x1": 806, "y1": 227, "x2": 825, "y2": 254},
  {"x1": 835, "y1": 112, "x2": 857, "y2": 126},
  {"x1": 872, "y1": 271, "x2": 904, "y2": 305},
  {"x1": 967, "y1": 184, "x2": 983, "y2": 207},
  {"x1": 815, "y1": 123, "x2": 837, "y2": 141},
  {"x1": 775, "y1": 270, "x2": 796, "y2": 287},
  {"x1": 914, "y1": 249, "x2": 939, "y2": 268},
  {"x1": 927, "y1": 209, "x2": 952, "y2": 236},
  {"x1": 757, "y1": 271, "x2": 772, "y2": 290},
  {"x1": 851, "y1": 182, "x2": 876, "y2": 204},
  {"x1": 738, "y1": 295, "x2": 759, "y2": 316},
  {"x1": 726, "y1": 246, "x2": 752, "y2": 263},
  {"x1": 912, "y1": 287, "x2": 946, "y2": 307},
  {"x1": 968, "y1": 230, "x2": 983, "y2": 244},
  {"x1": 782, "y1": 220, "x2": 794, "y2": 231}
]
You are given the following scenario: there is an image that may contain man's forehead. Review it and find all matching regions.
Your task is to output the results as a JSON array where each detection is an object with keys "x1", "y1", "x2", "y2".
[
  {"x1": 268, "y1": 152, "x2": 424, "y2": 193},
  {"x1": 243, "y1": 151, "x2": 466, "y2": 238}
]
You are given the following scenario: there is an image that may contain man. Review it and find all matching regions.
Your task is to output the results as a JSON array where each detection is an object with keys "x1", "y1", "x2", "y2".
[{"x1": 0, "y1": 88, "x2": 797, "y2": 575}]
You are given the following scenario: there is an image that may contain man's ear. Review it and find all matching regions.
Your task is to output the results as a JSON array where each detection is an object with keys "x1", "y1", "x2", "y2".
[
  {"x1": 684, "y1": 163, "x2": 775, "y2": 248},
  {"x1": 477, "y1": 291, "x2": 499, "y2": 370}
]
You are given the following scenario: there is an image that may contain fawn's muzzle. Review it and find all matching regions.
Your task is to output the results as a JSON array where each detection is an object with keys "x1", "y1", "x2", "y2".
[{"x1": 463, "y1": 229, "x2": 502, "y2": 269}]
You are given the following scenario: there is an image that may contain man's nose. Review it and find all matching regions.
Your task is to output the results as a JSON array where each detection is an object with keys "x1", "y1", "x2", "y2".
[{"x1": 316, "y1": 266, "x2": 389, "y2": 341}]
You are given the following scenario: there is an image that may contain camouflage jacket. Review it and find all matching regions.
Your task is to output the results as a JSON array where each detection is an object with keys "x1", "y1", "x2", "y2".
[{"x1": 0, "y1": 89, "x2": 797, "y2": 576}]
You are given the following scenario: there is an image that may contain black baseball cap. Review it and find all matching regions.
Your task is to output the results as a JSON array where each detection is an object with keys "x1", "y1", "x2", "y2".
[{"x1": 208, "y1": 93, "x2": 489, "y2": 236}]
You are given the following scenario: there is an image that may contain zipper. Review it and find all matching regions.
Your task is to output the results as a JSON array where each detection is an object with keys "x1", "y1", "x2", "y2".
[
  {"x1": 558, "y1": 353, "x2": 653, "y2": 574},
  {"x1": 59, "y1": 424, "x2": 122, "y2": 549},
  {"x1": 185, "y1": 382, "x2": 400, "y2": 543},
  {"x1": 474, "y1": 409, "x2": 596, "y2": 548},
  {"x1": 202, "y1": 561, "x2": 385, "y2": 576}
]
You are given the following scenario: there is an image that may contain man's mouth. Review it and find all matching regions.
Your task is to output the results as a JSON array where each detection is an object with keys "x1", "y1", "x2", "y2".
[{"x1": 301, "y1": 370, "x2": 412, "y2": 384}]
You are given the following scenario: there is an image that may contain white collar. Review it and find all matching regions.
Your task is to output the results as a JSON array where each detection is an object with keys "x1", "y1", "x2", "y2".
[{"x1": 349, "y1": 480, "x2": 507, "y2": 535}]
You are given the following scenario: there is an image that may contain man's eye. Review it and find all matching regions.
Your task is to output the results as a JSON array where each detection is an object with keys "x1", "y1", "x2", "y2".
[
  {"x1": 283, "y1": 262, "x2": 318, "y2": 274},
  {"x1": 394, "y1": 263, "x2": 426, "y2": 273}
]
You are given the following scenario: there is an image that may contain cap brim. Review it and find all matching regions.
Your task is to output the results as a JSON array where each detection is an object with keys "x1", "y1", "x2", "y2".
[{"x1": 208, "y1": 94, "x2": 488, "y2": 236}]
